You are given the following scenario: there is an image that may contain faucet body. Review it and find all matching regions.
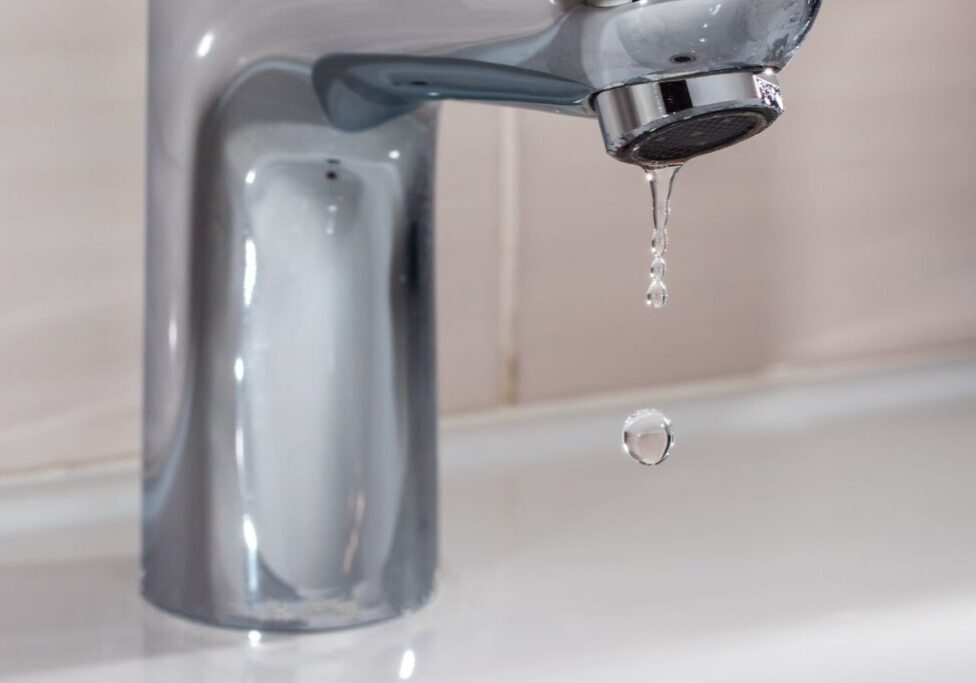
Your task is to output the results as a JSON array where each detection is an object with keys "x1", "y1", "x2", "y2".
[{"x1": 144, "y1": 0, "x2": 820, "y2": 630}]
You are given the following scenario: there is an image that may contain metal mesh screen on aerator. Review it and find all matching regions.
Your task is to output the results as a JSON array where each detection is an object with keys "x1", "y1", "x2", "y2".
[{"x1": 623, "y1": 109, "x2": 773, "y2": 166}]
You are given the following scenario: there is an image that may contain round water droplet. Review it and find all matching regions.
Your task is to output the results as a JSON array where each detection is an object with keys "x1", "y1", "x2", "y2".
[
  {"x1": 646, "y1": 279, "x2": 668, "y2": 308},
  {"x1": 650, "y1": 256, "x2": 667, "y2": 279},
  {"x1": 622, "y1": 409, "x2": 674, "y2": 466}
]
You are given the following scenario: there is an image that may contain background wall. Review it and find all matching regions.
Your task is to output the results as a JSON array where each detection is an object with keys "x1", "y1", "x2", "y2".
[{"x1": 1, "y1": 1, "x2": 974, "y2": 474}]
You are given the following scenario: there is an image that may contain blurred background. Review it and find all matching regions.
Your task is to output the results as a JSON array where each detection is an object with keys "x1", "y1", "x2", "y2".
[{"x1": 1, "y1": 0, "x2": 974, "y2": 475}]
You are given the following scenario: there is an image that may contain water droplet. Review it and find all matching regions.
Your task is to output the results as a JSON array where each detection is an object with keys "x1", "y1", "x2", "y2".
[
  {"x1": 646, "y1": 279, "x2": 668, "y2": 308},
  {"x1": 642, "y1": 164, "x2": 682, "y2": 309},
  {"x1": 622, "y1": 409, "x2": 674, "y2": 466},
  {"x1": 650, "y1": 256, "x2": 667, "y2": 279},
  {"x1": 650, "y1": 232, "x2": 668, "y2": 255}
]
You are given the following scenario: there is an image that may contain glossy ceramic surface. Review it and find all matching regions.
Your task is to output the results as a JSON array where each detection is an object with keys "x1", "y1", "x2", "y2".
[{"x1": 10, "y1": 359, "x2": 976, "y2": 679}]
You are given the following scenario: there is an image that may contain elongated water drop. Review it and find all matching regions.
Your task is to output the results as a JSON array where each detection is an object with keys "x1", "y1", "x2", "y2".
[
  {"x1": 647, "y1": 166, "x2": 679, "y2": 254},
  {"x1": 642, "y1": 165, "x2": 682, "y2": 309},
  {"x1": 622, "y1": 409, "x2": 675, "y2": 466},
  {"x1": 650, "y1": 256, "x2": 667, "y2": 279}
]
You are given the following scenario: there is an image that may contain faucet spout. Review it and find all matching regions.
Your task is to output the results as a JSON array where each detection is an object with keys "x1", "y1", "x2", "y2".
[{"x1": 143, "y1": 0, "x2": 821, "y2": 631}]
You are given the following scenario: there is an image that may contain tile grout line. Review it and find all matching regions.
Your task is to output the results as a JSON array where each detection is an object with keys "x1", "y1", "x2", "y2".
[
  {"x1": 0, "y1": 450, "x2": 137, "y2": 489},
  {"x1": 498, "y1": 107, "x2": 521, "y2": 405}
]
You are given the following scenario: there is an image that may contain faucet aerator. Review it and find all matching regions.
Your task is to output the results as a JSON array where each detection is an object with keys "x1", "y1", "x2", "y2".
[{"x1": 594, "y1": 71, "x2": 785, "y2": 167}]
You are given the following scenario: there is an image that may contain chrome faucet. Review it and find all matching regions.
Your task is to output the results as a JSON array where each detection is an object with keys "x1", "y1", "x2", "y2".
[{"x1": 143, "y1": 0, "x2": 821, "y2": 631}]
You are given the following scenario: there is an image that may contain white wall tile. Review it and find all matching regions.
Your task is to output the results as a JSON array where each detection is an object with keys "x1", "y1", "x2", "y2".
[
  {"x1": 435, "y1": 103, "x2": 504, "y2": 411},
  {"x1": 0, "y1": 5, "x2": 503, "y2": 473},
  {"x1": 513, "y1": 0, "x2": 976, "y2": 402},
  {"x1": 762, "y1": 0, "x2": 976, "y2": 363},
  {"x1": 2, "y1": 0, "x2": 976, "y2": 474},
  {"x1": 513, "y1": 112, "x2": 780, "y2": 402},
  {"x1": 0, "y1": 0, "x2": 145, "y2": 472}
]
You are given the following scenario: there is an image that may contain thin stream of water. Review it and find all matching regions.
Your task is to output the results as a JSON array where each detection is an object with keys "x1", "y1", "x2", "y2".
[{"x1": 643, "y1": 164, "x2": 682, "y2": 309}]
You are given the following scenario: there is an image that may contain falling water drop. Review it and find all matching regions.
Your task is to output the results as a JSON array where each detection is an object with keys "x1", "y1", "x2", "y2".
[
  {"x1": 646, "y1": 279, "x2": 668, "y2": 308},
  {"x1": 622, "y1": 409, "x2": 675, "y2": 466},
  {"x1": 643, "y1": 165, "x2": 682, "y2": 309}
]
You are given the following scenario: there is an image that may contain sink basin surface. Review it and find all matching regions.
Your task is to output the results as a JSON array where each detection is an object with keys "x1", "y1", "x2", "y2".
[{"x1": 2, "y1": 359, "x2": 975, "y2": 681}]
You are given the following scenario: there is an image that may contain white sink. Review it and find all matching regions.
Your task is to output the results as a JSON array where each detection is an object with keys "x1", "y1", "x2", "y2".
[{"x1": 2, "y1": 358, "x2": 976, "y2": 681}]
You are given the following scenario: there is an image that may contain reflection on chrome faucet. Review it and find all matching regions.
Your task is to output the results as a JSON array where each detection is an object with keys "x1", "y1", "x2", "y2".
[{"x1": 143, "y1": 0, "x2": 821, "y2": 631}]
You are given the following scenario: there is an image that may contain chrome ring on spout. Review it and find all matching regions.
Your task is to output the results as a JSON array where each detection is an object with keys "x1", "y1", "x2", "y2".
[{"x1": 593, "y1": 71, "x2": 785, "y2": 166}]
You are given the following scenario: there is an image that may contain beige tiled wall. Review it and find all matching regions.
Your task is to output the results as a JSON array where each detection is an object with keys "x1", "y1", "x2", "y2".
[
  {"x1": 0, "y1": 1, "x2": 145, "y2": 473},
  {"x1": 1, "y1": 1, "x2": 975, "y2": 473},
  {"x1": 513, "y1": 0, "x2": 976, "y2": 401}
]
